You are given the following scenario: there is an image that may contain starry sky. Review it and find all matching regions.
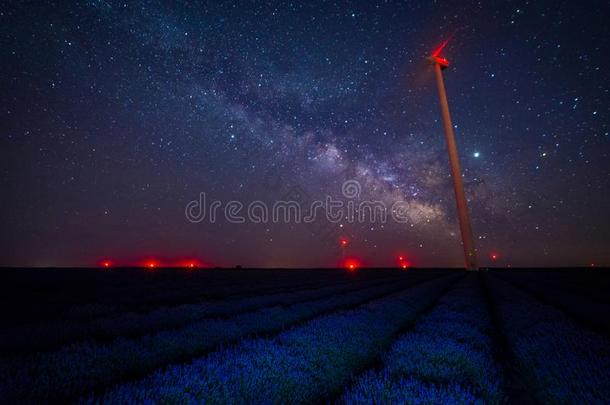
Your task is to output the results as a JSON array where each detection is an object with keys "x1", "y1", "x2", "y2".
[{"x1": 1, "y1": 0, "x2": 609, "y2": 268}]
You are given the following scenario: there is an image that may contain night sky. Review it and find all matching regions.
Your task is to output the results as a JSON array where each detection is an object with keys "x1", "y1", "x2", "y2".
[{"x1": 2, "y1": 1, "x2": 609, "y2": 268}]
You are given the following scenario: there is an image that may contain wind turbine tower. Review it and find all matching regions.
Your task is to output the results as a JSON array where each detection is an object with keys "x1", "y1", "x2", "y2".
[{"x1": 427, "y1": 40, "x2": 478, "y2": 270}]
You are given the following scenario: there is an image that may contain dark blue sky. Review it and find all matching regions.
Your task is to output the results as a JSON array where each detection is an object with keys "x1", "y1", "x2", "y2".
[{"x1": 1, "y1": 1, "x2": 609, "y2": 267}]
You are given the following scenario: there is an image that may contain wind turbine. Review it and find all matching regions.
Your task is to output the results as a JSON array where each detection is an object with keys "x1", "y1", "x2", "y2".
[{"x1": 427, "y1": 39, "x2": 478, "y2": 270}]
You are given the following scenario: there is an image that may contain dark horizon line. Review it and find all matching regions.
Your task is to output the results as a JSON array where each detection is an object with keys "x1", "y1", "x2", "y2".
[{"x1": 0, "y1": 265, "x2": 607, "y2": 270}]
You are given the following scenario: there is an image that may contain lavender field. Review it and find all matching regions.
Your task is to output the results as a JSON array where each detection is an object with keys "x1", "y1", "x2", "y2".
[{"x1": 0, "y1": 267, "x2": 608, "y2": 404}]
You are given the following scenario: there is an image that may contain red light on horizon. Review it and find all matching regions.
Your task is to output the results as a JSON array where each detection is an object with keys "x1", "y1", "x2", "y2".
[
  {"x1": 344, "y1": 258, "x2": 360, "y2": 271},
  {"x1": 340, "y1": 238, "x2": 349, "y2": 247},
  {"x1": 397, "y1": 255, "x2": 410, "y2": 270},
  {"x1": 184, "y1": 261, "x2": 201, "y2": 269},
  {"x1": 491, "y1": 253, "x2": 499, "y2": 261},
  {"x1": 101, "y1": 258, "x2": 209, "y2": 269},
  {"x1": 179, "y1": 258, "x2": 206, "y2": 269}
]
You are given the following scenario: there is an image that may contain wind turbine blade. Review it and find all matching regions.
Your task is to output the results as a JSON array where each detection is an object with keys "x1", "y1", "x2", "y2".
[{"x1": 431, "y1": 30, "x2": 457, "y2": 57}]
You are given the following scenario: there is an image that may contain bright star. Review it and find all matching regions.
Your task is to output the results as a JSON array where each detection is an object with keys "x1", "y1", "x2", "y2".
[{"x1": 473, "y1": 152, "x2": 480, "y2": 158}]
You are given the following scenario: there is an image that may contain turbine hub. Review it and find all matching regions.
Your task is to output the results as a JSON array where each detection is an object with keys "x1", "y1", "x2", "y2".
[{"x1": 427, "y1": 55, "x2": 449, "y2": 69}]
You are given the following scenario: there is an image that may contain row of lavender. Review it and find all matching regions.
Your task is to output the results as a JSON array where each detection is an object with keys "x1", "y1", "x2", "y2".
[
  {"x1": 0, "y1": 272, "x2": 449, "y2": 403},
  {"x1": 81, "y1": 275, "x2": 460, "y2": 403},
  {"x1": 0, "y1": 273, "x2": 402, "y2": 354},
  {"x1": 340, "y1": 274, "x2": 504, "y2": 403},
  {"x1": 491, "y1": 269, "x2": 610, "y2": 304},
  {"x1": 491, "y1": 271, "x2": 610, "y2": 334},
  {"x1": 2, "y1": 268, "x2": 369, "y2": 326},
  {"x1": 486, "y1": 274, "x2": 610, "y2": 403}
]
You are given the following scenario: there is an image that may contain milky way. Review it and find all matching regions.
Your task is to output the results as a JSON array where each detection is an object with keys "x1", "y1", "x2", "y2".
[{"x1": 2, "y1": 1, "x2": 609, "y2": 267}]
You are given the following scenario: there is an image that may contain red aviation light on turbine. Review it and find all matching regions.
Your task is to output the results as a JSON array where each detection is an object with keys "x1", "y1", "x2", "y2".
[
  {"x1": 428, "y1": 37, "x2": 451, "y2": 69},
  {"x1": 100, "y1": 260, "x2": 112, "y2": 268},
  {"x1": 427, "y1": 54, "x2": 449, "y2": 69}
]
